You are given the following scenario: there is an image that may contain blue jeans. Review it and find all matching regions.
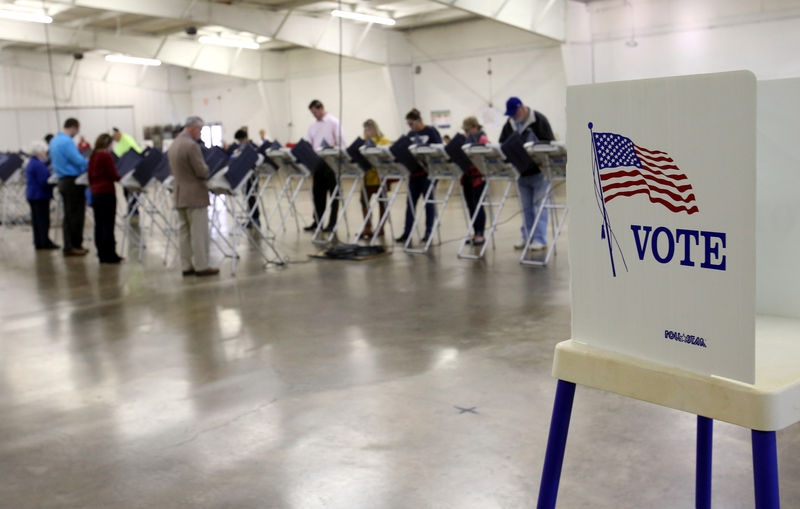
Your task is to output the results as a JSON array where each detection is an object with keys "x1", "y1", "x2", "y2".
[
  {"x1": 403, "y1": 175, "x2": 437, "y2": 237},
  {"x1": 518, "y1": 173, "x2": 548, "y2": 245}
]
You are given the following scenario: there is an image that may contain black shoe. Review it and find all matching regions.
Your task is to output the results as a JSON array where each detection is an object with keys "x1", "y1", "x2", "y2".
[
  {"x1": 303, "y1": 223, "x2": 318, "y2": 232},
  {"x1": 100, "y1": 258, "x2": 123, "y2": 264},
  {"x1": 37, "y1": 243, "x2": 60, "y2": 250},
  {"x1": 182, "y1": 269, "x2": 196, "y2": 277},
  {"x1": 421, "y1": 234, "x2": 431, "y2": 243},
  {"x1": 322, "y1": 225, "x2": 335, "y2": 233},
  {"x1": 395, "y1": 234, "x2": 408, "y2": 243}
]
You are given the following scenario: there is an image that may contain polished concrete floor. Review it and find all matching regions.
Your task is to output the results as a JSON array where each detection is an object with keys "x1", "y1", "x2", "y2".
[{"x1": 1, "y1": 185, "x2": 799, "y2": 508}]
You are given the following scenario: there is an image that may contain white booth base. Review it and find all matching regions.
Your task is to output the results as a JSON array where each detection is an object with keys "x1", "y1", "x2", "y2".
[{"x1": 553, "y1": 314, "x2": 800, "y2": 432}]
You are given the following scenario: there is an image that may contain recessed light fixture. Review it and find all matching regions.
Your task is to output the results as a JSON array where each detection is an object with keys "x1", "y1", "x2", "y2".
[
  {"x1": 331, "y1": 9, "x2": 396, "y2": 26},
  {"x1": 105, "y1": 54, "x2": 162, "y2": 66},
  {"x1": 198, "y1": 36, "x2": 260, "y2": 50},
  {"x1": 0, "y1": 9, "x2": 52, "y2": 23}
]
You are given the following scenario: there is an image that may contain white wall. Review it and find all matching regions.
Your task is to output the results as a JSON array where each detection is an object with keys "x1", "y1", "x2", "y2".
[
  {"x1": 0, "y1": 51, "x2": 191, "y2": 151},
  {"x1": 566, "y1": 0, "x2": 800, "y2": 84},
  {"x1": 187, "y1": 19, "x2": 567, "y2": 145}
]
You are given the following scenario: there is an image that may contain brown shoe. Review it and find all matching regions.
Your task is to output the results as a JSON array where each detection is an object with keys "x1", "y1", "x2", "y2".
[
  {"x1": 64, "y1": 248, "x2": 88, "y2": 257},
  {"x1": 195, "y1": 268, "x2": 220, "y2": 277}
]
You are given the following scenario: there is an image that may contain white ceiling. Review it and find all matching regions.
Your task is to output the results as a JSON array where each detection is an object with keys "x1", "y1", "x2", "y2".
[
  {"x1": 0, "y1": 0, "x2": 566, "y2": 79},
  {"x1": 0, "y1": 0, "x2": 473, "y2": 55}
]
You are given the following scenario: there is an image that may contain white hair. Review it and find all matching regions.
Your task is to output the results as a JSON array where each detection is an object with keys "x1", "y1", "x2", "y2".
[
  {"x1": 185, "y1": 116, "x2": 204, "y2": 128},
  {"x1": 29, "y1": 140, "x2": 49, "y2": 157}
]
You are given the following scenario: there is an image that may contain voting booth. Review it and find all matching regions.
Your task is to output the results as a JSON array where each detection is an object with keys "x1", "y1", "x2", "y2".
[
  {"x1": 264, "y1": 144, "x2": 312, "y2": 235},
  {"x1": 314, "y1": 144, "x2": 365, "y2": 245},
  {"x1": 207, "y1": 144, "x2": 285, "y2": 273},
  {"x1": 405, "y1": 142, "x2": 465, "y2": 254},
  {"x1": 358, "y1": 144, "x2": 410, "y2": 246},
  {"x1": 0, "y1": 153, "x2": 26, "y2": 226},
  {"x1": 538, "y1": 71, "x2": 800, "y2": 509}
]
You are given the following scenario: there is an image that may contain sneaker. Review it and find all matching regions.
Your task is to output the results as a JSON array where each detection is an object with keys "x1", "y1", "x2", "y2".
[
  {"x1": 513, "y1": 241, "x2": 526, "y2": 250},
  {"x1": 196, "y1": 268, "x2": 220, "y2": 276},
  {"x1": 530, "y1": 241, "x2": 547, "y2": 251},
  {"x1": 472, "y1": 237, "x2": 486, "y2": 246}
]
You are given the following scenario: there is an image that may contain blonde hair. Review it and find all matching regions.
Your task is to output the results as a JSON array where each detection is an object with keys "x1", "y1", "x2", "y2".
[{"x1": 363, "y1": 118, "x2": 384, "y2": 139}]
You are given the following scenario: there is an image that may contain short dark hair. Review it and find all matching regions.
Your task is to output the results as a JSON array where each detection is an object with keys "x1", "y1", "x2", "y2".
[
  {"x1": 234, "y1": 129, "x2": 247, "y2": 141},
  {"x1": 405, "y1": 108, "x2": 421, "y2": 121},
  {"x1": 44, "y1": 133, "x2": 54, "y2": 144},
  {"x1": 64, "y1": 118, "x2": 79, "y2": 129},
  {"x1": 112, "y1": 127, "x2": 120, "y2": 133},
  {"x1": 308, "y1": 99, "x2": 323, "y2": 110}
]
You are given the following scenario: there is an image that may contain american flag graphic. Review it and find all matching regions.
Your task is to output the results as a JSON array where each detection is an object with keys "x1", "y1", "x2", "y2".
[{"x1": 593, "y1": 132, "x2": 699, "y2": 214}]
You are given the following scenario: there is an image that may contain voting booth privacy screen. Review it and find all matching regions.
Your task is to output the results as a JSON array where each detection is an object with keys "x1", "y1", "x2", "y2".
[
  {"x1": 567, "y1": 71, "x2": 757, "y2": 383},
  {"x1": 756, "y1": 78, "x2": 800, "y2": 320}
]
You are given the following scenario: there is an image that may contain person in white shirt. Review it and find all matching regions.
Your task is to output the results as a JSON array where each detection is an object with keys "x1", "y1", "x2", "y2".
[{"x1": 304, "y1": 99, "x2": 346, "y2": 232}]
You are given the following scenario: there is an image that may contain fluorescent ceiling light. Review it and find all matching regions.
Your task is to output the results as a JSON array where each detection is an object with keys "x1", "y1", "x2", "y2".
[
  {"x1": 105, "y1": 54, "x2": 162, "y2": 66},
  {"x1": 0, "y1": 9, "x2": 52, "y2": 23},
  {"x1": 331, "y1": 9, "x2": 396, "y2": 26},
  {"x1": 198, "y1": 36, "x2": 260, "y2": 50}
]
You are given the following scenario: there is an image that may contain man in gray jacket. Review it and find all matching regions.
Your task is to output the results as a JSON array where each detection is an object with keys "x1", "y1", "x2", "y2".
[{"x1": 168, "y1": 116, "x2": 219, "y2": 276}]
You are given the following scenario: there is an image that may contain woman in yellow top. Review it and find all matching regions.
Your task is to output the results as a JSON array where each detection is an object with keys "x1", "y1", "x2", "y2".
[{"x1": 359, "y1": 119, "x2": 391, "y2": 238}]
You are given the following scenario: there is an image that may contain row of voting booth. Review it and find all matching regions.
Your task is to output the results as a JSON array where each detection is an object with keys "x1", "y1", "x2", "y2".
[
  {"x1": 0, "y1": 127, "x2": 568, "y2": 273},
  {"x1": 279, "y1": 132, "x2": 568, "y2": 263}
]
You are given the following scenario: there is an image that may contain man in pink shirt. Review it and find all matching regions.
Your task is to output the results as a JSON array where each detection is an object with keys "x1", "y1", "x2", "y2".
[{"x1": 304, "y1": 99, "x2": 346, "y2": 232}]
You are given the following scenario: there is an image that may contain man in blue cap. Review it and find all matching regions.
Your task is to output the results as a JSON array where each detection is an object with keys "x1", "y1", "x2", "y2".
[{"x1": 499, "y1": 97, "x2": 554, "y2": 250}]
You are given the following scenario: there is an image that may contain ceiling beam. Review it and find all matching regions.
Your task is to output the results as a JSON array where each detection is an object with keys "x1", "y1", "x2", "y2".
[
  {"x1": 61, "y1": 10, "x2": 122, "y2": 29},
  {"x1": 430, "y1": 0, "x2": 566, "y2": 42},
  {"x1": 69, "y1": 0, "x2": 411, "y2": 65}
]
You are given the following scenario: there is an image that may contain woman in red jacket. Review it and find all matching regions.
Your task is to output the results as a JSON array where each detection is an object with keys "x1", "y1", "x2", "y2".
[{"x1": 87, "y1": 133, "x2": 123, "y2": 264}]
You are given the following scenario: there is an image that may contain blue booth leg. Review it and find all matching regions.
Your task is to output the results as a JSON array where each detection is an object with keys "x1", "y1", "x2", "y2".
[
  {"x1": 752, "y1": 430, "x2": 780, "y2": 509},
  {"x1": 696, "y1": 416, "x2": 713, "y2": 509},
  {"x1": 537, "y1": 380, "x2": 577, "y2": 509}
]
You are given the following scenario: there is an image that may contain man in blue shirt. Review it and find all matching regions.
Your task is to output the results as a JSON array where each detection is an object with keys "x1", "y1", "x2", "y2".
[{"x1": 50, "y1": 118, "x2": 89, "y2": 256}]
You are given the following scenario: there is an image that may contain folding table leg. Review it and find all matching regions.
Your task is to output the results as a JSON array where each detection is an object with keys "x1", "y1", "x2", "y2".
[
  {"x1": 752, "y1": 430, "x2": 780, "y2": 509},
  {"x1": 537, "y1": 380, "x2": 576, "y2": 509},
  {"x1": 696, "y1": 416, "x2": 713, "y2": 509}
]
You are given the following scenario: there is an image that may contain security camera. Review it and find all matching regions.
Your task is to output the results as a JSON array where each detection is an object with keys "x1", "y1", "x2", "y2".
[{"x1": 185, "y1": 26, "x2": 198, "y2": 36}]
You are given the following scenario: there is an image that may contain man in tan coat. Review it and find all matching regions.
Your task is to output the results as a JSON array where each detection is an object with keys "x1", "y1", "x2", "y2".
[{"x1": 168, "y1": 116, "x2": 219, "y2": 276}]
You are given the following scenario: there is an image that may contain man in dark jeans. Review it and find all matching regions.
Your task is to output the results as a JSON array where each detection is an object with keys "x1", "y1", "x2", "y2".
[
  {"x1": 304, "y1": 100, "x2": 346, "y2": 233},
  {"x1": 49, "y1": 118, "x2": 89, "y2": 256}
]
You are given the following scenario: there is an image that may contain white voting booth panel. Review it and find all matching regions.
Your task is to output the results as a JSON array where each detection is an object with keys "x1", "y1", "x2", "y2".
[
  {"x1": 756, "y1": 78, "x2": 800, "y2": 320},
  {"x1": 567, "y1": 71, "x2": 757, "y2": 384}
]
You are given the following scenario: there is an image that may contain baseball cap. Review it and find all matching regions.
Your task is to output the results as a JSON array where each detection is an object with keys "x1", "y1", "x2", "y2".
[{"x1": 504, "y1": 97, "x2": 522, "y2": 116}]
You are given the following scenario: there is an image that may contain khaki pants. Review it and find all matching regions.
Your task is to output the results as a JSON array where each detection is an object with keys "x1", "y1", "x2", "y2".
[{"x1": 176, "y1": 207, "x2": 210, "y2": 271}]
